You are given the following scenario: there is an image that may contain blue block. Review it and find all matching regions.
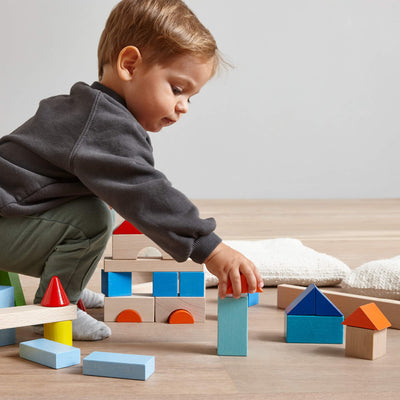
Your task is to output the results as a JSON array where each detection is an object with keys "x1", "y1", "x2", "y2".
[
  {"x1": 285, "y1": 284, "x2": 316, "y2": 315},
  {"x1": 315, "y1": 290, "x2": 343, "y2": 316},
  {"x1": 19, "y1": 338, "x2": 81, "y2": 369},
  {"x1": 248, "y1": 292, "x2": 259, "y2": 307},
  {"x1": 0, "y1": 285, "x2": 15, "y2": 308},
  {"x1": 101, "y1": 270, "x2": 132, "y2": 297},
  {"x1": 0, "y1": 328, "x2": 16, "y2": 347},
  {"x1": 218, "y1": 296, "x2": 248, "y2": 356},
  {"x1": 153, "y1": 272, "x2": 178, "y2": 297},
  {"x1": 83, "y1": 351, "x2": 155, "y2": 380},
  {"x1": 179, "y1": 272, "x2": 205, "y2": 297},
  {"x1": 285, "y1": 313, "x2": 344, "y2": 343}
]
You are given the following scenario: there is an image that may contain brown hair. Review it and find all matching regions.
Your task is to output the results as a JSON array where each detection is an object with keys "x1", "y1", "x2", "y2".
[{"x1": 98, "y1": 0, "x2": 224, "y2": 79}]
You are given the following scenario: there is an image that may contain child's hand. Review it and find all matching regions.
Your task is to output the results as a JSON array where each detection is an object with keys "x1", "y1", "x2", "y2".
[{"x1": 204, "y1": 242, "x2": 264, "y2": 299}]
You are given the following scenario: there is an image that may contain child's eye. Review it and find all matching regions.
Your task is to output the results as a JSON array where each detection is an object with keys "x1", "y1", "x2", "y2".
[{"x1": 172, "y1": 86, "x2": 183, "y2": 95}]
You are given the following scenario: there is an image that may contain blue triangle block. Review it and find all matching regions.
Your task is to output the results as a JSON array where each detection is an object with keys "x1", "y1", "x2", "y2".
[
  {"x1": 315, "y1": 289, "x2": 343, "y2": 316},
  {"x1": 285, "y1": 284, "x2": 316, "y2": 315}
]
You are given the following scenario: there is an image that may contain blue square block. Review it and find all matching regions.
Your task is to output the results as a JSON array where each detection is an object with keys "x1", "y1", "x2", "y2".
[
  {"x1": 248, "y1": 292, "x2": 259, "y2": 307},
  {"x1": 101, "y1": 270, "x2": 132, "y2": 297},
  {"x1": 218, "y1": 296, "x2": 248, "y2": 356},
  {"x1": 0, "y1": 285, "x2": 15, "y2": 308},
  {"x1": 83, "y1": 351, "x2": 155, "y2": 380},
  {"x1": 153, "y1": 272, "x2": 178, "y2": 297},
  {"x1": 0, "y1": 328, "x2": 16, "y2": 347},
  {"x1": 285, "y1": 313, "x2": 344, "y2": 344},
  {"x1": 179, "y1": 272, "x2": 205, "y2": 297},
  {"x1": 19, "y1": 338, "x2": 81, "y2": 369}
]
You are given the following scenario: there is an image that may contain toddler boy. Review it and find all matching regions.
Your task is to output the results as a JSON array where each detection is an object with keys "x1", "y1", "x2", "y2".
[{"x1": 0, "y1": 0, "x2": 263, "y2": 340}]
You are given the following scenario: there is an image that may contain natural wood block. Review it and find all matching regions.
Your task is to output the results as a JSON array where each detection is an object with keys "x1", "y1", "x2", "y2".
[
  {"x1": 104, "y1": 295, "x2": 154, "y2": 322},
  {"x1": 155, "y1": 297, "x2": 206, "y2": 323},
  {"x1": 104, "y1": 258, "x2": 204, "y2": 272},
  {"x1": 112, "y1": 234, "x2": 173, "y2": 260},
  {"x1": 0, "y1": 304, "x2": 77, "y2": 329},
  {"x1": 277, "y1": 284, "x2": 400, "y2": 329},
  {"x1": 345, "y1": 326, "x2": 387, "y2": 360}
]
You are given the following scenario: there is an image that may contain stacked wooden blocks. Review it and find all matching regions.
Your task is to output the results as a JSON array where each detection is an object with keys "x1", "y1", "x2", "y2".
[
  {"x1": 102, "y1": 221, "x2": 206, "y2": 324},
  {"x1": 284, "y1": 283, "x2": 344, "y2": 343}
]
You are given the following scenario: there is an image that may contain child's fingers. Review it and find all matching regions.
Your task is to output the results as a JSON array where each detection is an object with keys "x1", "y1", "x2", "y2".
[
  {"x1": 239, "y1": 260, "x2": 258, "y2": 293},
  {"x1": 229, "y1": 270, "x2": 242, "y2": 299},
  {"x1": 218, "y1": 278, "x2": 227, "y2": 299}
]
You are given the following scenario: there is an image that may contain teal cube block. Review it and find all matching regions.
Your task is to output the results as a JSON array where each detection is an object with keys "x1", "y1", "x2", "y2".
[
  {"x1": 153, "y1": 272, "x2": 178, "y2": 297},
  {"x1": 101, "y1": 270, "x2": 132, "y2": 297},
  {"x1": 0, "y1": 285, "x2": 14, "y2": 308},
  {"x1": 83, "y1": 351, "x2": 155, "y2": 380},
  {"x1": 285, "y1": 313, "x2": 344, "y2": 343},
  {"x1": 19, "y1": 338, "x2": 81, "y2": 369},
  {"x1": 248, "y1": 292, "x2": 259, "y2": 307},
  {"x1": 218, "y1": 296, "x2": 248, "y2": 356},
  {"x1": 179, "y1": 272, "x2": 205, "y2": 297}
]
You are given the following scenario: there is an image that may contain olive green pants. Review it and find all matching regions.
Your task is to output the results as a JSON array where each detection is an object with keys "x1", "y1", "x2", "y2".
[{"x1": 0, "y1": 197, "x2": 114, "y2": 304}]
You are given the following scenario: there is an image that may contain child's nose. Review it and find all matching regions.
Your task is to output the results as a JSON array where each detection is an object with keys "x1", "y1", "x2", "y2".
[{"x1": 176, "y1": 99, "x2": 188, "y2": 114}]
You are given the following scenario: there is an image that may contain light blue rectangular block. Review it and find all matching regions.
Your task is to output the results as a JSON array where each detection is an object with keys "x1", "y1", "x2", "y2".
[
  {"x1": 83, "y1": 351, "x2": 155, "y2": 380},
  {"x1": 0, "y1": 328, "x2": 16, "y2": 347},
  {"x1": 153, "y1": 272, "x2": 178, "y2": 297},
  {"x1": 19, "y1": 338, "x2": 81, "y2": 369},
  {"x1": 101, "y1": 270, "x2": 132, "y2": 297},
  {"x1": 0, "y1": 285, "x2": 15, "y2": 308},
  {"x1": 285, "y1": 313, "x2": 344, "y2": 344},
  {"x1": 218, "y1": 296, "x2": 248, "y2": 356},
  {"x1": 179, "y1": 272, "x2": 205, "y2": 297}
]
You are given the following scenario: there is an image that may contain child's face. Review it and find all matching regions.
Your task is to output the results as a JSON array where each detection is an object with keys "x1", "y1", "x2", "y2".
[{"x1": 123, "y1": 55, "x2": 213, "y2": 132}]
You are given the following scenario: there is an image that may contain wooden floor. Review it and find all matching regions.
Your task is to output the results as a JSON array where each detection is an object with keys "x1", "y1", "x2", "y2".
[{"x1": 2, "y1": 199, "x2": 400, "y2": 399}]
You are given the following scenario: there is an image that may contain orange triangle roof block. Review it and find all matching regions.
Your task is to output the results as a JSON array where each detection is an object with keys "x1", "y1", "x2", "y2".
[
  {"x1": 226, "y1": 274, "x2": 263, "y2": 295},
  {"x1": 342, "y1": 302, "x2": 391, "y2": 330},
  {"x1": 41, "y1": 276, "x2": 70, "y2": 307},
  {"x1": 113, "y1": 221, "x2": 142, "y2": 235},
  {"x1": 169, "y1": 309, "x2": 195, "y2": 324},
  {"x1": 116, "y1": 309, "x2": 142, "y2": 322}
]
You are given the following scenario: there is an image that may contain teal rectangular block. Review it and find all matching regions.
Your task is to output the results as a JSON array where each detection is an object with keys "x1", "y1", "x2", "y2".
[
  {"x1": 19, "y1": 338, "x2": 81, "y2": 369},
  {"x1": 101, "y1": 270, "x2": 132, "y2": 297},
  {"x1": 285, "y1": 313, "x2": 344, "y2": 344},
  {"x1": 179, "y1": 272, "x2": 205, "y2": 297},
  {"x1": 0, "y1": 328, "x2": 16, "y2": 347},
  {"x1": 83, "y1": 351, "x2": 155, "y2": 380},
  {"x1": 218, "y1": 296, "x2": 248, "y2": 356},
  {"x1": 153, "y1": 272, "x2": 178, "y2": 297},
  {"x1": 0, "y1": 285, "x2": 15, "y2": 308}
]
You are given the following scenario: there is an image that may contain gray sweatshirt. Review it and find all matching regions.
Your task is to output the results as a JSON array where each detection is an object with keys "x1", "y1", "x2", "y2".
[{"x1": 0, "y1": 82, "x2": 221, "y2": 263}]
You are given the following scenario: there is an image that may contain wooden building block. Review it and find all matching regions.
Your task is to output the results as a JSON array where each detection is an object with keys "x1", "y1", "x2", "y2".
[
  {"x1": 19, "y1": 338, "x2": 80, "y2": 369},
  {"x1": 112, "y1": 234, "x2": 173, "y2": 260},
  {"x1": 0, "y1": 328, "x2": 16, "y2": 347},
  {"x1": 226, "y1": 274, "x2": 263, "y2": 295},
  {"x1": 345, "y1": 326, "x2": 387, "y2": 360},
  {"x1": 168, "y1": 309, "x2": 195, "y2": 324},
  {"x1": 248, "y1": 292, "x2": 259, "y2": 307},
  {"x1": 0, "y1": 304, "x2": 77, "y2": 330},
  {"x1": 0, "y1": 271, "x2": 25, "y2": 306},
  {"x1": 104, "y1": 258, "x2": 203, "y2": 272},
  {"x1": 218, "y1": 296, "x2": 248, "y2": 356},
  {"x1": 83, "y1": 351, "x2": 155, "y2": 380},
  {"x1": 179, "y1": 272, "x2": 205, "y2": 297},
  {"x1": 116, "y1": 309, "x2": 142, "y2": 322},
  {"x1": 44, "y1": 320, "x2": 73, "y2": 346},
  {"x1": 104, "y1": 295, "x2": 154, "y2": 322},
  {"x1": 285, "y1": 314, "x2": 344, "y2": 343},
  {"x1": 155, "y1": 297, "x2": 205, "y2": 322},
  {"x1": 0, "y1": 285, "x2": 15, "y2": 308},
  {"x1": 153, "y1": 272, "x2": 178, "y2": 297},
  {"x1": 343, "y1": 303, "x2": 391, "y2": 331},
  {"x1": 277, "y1": 284, "x2": 400, "y2": 329},
  {"x1": 101, "y1": 270, "x2": 132, "y2": 297}
]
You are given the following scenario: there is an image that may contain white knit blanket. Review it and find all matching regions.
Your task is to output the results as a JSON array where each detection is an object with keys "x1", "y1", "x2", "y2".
[{"x1": 205, "y1": 238, "x2": 351, "y2": 287}]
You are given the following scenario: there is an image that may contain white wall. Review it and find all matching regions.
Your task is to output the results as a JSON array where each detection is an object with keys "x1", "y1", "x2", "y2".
[{"x1": 1, "y1": 0, "x2": 400, "y2": 199}]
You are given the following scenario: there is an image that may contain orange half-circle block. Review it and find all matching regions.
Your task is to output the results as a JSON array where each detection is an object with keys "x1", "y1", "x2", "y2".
[
  {"x1": 168, "y1": 309, "x2": 195, "y2": 324},
  {"x1": 116, "y1": 309, "x2": 142, "y2": 323},
  {"x1": 226, "y1": 274, "x2": 263, "y2": 295}
]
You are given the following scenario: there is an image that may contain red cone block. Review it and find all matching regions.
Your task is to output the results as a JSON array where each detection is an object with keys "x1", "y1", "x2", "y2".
[
  {"x1": 113, "y1": 220, "x2": 142, "y2": 235},
  {"x1": 41, "y1": 276, "x2": 70, "y2": 307},
  {"x1": 77, "y1": 298, "x2": 87, "y2": 312}
]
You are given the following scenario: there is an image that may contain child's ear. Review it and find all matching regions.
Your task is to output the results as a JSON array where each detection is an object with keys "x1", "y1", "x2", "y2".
[{"x1": 117, "y1": 46, "x2": 142, "y2": 81}]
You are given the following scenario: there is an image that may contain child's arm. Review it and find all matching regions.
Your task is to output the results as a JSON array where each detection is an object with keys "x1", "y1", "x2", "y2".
[{"x1": 204, "y1": 242, "x2": 264, "y2": 299}]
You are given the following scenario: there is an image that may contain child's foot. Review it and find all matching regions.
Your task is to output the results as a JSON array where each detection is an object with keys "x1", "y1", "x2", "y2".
[
  {"x1": 33, "y1": 309, "x2": 111, "y2": 341},
  {"x1": 80, "y1": 288, "x2": 104, "y2": 308}
]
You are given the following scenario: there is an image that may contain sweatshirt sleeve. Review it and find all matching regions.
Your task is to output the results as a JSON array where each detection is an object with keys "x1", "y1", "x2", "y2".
[{"x1": 70, "y1": 90, "x2": 221, "y2": 263}]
